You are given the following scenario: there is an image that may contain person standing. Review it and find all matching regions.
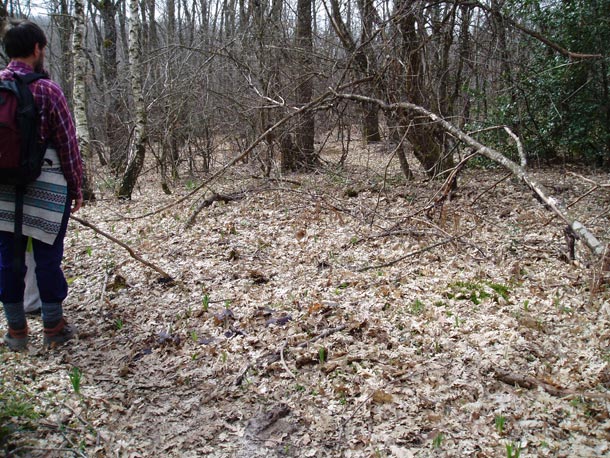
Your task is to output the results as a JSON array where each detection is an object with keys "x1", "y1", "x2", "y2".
[{"x1": 0, "y1": 19, "x2": 83, "y2": 350}]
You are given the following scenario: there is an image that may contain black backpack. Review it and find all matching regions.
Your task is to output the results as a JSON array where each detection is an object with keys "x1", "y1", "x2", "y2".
[{"x1": 0, "y1": 72, "x2": 47, "y2": 270}]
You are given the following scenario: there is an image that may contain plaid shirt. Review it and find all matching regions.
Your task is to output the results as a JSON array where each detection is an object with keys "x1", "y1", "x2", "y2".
[{"x1": 0, "y1": 61, "x2": 82, "y2": 201}]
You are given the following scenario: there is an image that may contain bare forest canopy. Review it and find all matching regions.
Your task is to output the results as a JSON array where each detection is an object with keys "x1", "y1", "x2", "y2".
[{"x1": 1, "y1": 0, "x2": 609, "y2": 184}]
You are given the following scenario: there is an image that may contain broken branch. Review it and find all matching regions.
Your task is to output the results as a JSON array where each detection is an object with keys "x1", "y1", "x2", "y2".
[
  {"x1": 493, "y1": 367, "x2": 610, "y2": 401},
  {"x1": 71, "y1": 215, "x2": 174, "y2": 282}
]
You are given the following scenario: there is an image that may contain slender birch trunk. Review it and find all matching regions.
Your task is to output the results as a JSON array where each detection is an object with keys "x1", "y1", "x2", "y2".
[
  {"x1": 117, "y1": 0, "x2": 147, "y2": 199},
  {"x1": 72, "y1": 0, "x2": 95, "y2": 201}
]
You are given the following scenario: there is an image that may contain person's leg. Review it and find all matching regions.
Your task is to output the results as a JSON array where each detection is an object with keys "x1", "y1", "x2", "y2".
[
  {"x1": 32, "y1": 223, "x2": 68, "y2": 328},
  {"x1": 0, "y1": 230, "x2": 28, "y2": 350},
  {"x1": 32, "y1": 200, "x2": 74, "y2": 346}
]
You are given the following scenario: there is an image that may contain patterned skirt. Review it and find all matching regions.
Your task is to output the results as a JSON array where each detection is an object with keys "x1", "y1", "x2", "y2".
[{"x1": 0, "y1": 148, "x2": 68, "y2": 245}]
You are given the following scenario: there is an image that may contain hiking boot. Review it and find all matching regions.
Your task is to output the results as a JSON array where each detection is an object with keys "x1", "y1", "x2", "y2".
[
  {"x1": 3, "y1": 327, "x2": 29, "y2": 351},
  {"x1": 43, "y1": 319, "x2": 76, "y2": 348}
]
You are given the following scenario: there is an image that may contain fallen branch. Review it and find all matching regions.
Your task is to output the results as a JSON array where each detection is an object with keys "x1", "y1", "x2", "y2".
[
  {"x1": 70, "y1": 215, "x2": 174, "y2": 282},
  {"x1": 280, "y1": 341, "x2": 297, "y2": 380},
  {"x1": 493, "y1": 367, "x2": 610, "y2": 401},
  {"x1": 332, "y1": 90, "x2": 606, "y2": 257},
  {"x1": 193, "y1": 191, "x2": 245, "y2": 208}
]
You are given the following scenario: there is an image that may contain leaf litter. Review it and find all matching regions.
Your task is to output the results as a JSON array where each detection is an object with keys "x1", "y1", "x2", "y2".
[{"x1": 1, "y1": 145, "x2": 609, "y2": 457}]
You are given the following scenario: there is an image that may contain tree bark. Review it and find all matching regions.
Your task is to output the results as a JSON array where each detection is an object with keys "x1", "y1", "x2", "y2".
[
  {"x1": 117, "y1": 0, "x2": 148, "y2": 199},
  {"x1": 293, "y1": 0, "x2": 317, "y2": 169},
  {"x1": 72, "y1": 0, "x2": 95, "y2": 201}
]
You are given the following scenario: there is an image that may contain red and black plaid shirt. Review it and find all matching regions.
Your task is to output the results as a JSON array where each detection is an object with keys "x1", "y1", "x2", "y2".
[{"x1": 0, "y1": 61, "x2": 83, "y2": 201}]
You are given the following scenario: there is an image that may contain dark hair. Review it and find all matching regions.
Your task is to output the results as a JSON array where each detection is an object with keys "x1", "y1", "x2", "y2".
[{"x1": 2, "y1": 19, "x2": 47, "y2": 58}]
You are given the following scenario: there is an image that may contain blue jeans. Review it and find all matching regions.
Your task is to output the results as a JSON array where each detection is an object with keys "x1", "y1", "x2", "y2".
[{"x1": 0, "y1": 199, "x2": 70, "y2": 328}]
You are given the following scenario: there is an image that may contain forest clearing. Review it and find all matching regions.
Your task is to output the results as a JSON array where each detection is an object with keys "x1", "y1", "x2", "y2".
[{"x1": 1, "y1": 144, "x2": 609, "y2": 457}]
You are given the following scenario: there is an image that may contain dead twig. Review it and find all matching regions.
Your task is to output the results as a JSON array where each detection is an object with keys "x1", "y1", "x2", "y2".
[
  {"x1": 357, "y1": 230, "x2": 474, "y2": 272},
  {"x1": 71, "y1": 215, "x2": 174, "y2": 282},
  {"x1": 296, "y1": 324, "x2": 347, "y2": 348},
  {"x1": 470, "y1": 173, "x2": 512, "y2": 205},
  {"x1": 236, "y1": 325, "x2": 348, "y2": 385},
  {"x1": 280, "y1": 341, "x2": 297, "y2": 380}
]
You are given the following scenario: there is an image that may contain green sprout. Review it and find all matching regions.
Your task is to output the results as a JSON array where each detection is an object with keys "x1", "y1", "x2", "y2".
[
  {"x1": 69, "y1": 367, "x2": 82, "y2": 395},
  {"x1": 495, "y1": 415, "x2": 506, "y2": 435}
]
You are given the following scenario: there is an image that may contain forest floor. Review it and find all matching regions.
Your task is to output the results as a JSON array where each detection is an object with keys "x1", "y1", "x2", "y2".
[{"x1": 1, "y1": 143, "x2": 610, "y2": 457}]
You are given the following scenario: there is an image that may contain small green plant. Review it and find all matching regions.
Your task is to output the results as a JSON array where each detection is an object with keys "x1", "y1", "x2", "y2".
[
  {"x1": 221, "y1": 351, "x2": 228, "y2": 363},
  {"x1": 69, "y1": 367, "x2": 82, "y2": 395},
  {"x1": 318, "y1": 347, "x2": 327, "y2": 364},
  {"x1": 487, "y1": 282, "x2": 510, "y2": 301},
  {"x1": 86, "y1": 246, "x2": 92, "y2": 256},
  {"x1": 523, "y1": 300, "x2": 530, "y2": 311},
  {"x1": 202, "y1": 293, "x2": 210, "y2": 312},
  {"x1": 410, "y1": 299, "x2": 425, "y2": 315},
  {"x1": 432, "y1": 433, "x2": 444, "y2": 449},
  {"x1": 495, "y1": 415, "x2": 506, "y2": 435},
  {"x1": 295, "y1": 384, "x2": 305, "y2": 392},
  {"x1": 434, "y1": 341, "x2": 442, "y2": 354},
  {"x1": 0, "y1": 389, "x2": 40, "y2": 444},
  {"x1": 445, "y1": 280, "x2": 510, "y2": 305},
  {"x1": 114, "y1": 318, "x2": 124, "y2": 330},
  {"x1": 190, "y1": 330, "x2": 198, "y2": 342},
  {"x1": 505, "y1": 442, "x2": 521, "y2": 458}
]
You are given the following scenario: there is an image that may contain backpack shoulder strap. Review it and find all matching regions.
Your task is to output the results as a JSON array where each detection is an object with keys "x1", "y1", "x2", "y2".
[{"x1": 13, "y1": 72, "x2": 46, "y2": 86}]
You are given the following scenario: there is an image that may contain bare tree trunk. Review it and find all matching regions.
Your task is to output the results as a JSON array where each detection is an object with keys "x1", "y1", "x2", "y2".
[
  {"x1": 91, "y1": 0, "x2": 124, "y2": 171},
  {"x1": 293, "y1": 0, "x2": 317, "y2": 169},
  {"x1": 72, "y1": 0, "x2": 95, "y2": 201},
  {"x1": 327, "y1": 0, "x2": 380, "y2": 144},
  {"x1": 51, "y1": 0, "x2": 73, "y2": 102},
  {"x1": 117, "y1": 0, "x2": 147, "y2": 199},
  {"x1": 393, "y1": 0, "x2": 454, "y2": 177}
]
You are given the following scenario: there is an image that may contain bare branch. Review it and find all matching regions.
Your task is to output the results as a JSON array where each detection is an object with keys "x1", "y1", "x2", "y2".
[
  {"x1": 464, "y1": 1, "x2": 602, "y2": 60},
  {"x1": 331, "y1": 90, "x2": 605, "y2": 256}
]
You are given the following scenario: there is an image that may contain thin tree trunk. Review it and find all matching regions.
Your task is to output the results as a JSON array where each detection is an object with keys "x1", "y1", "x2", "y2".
[
  {"x1": 72, "y1": 0, "x2": 95, "y2": 201},
  {"x1": 117, "y1": 0, "x2": 147, "y2": 199},
  {"x1": 294, "y1": 0, "x2": 317, "y2": 169}
]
